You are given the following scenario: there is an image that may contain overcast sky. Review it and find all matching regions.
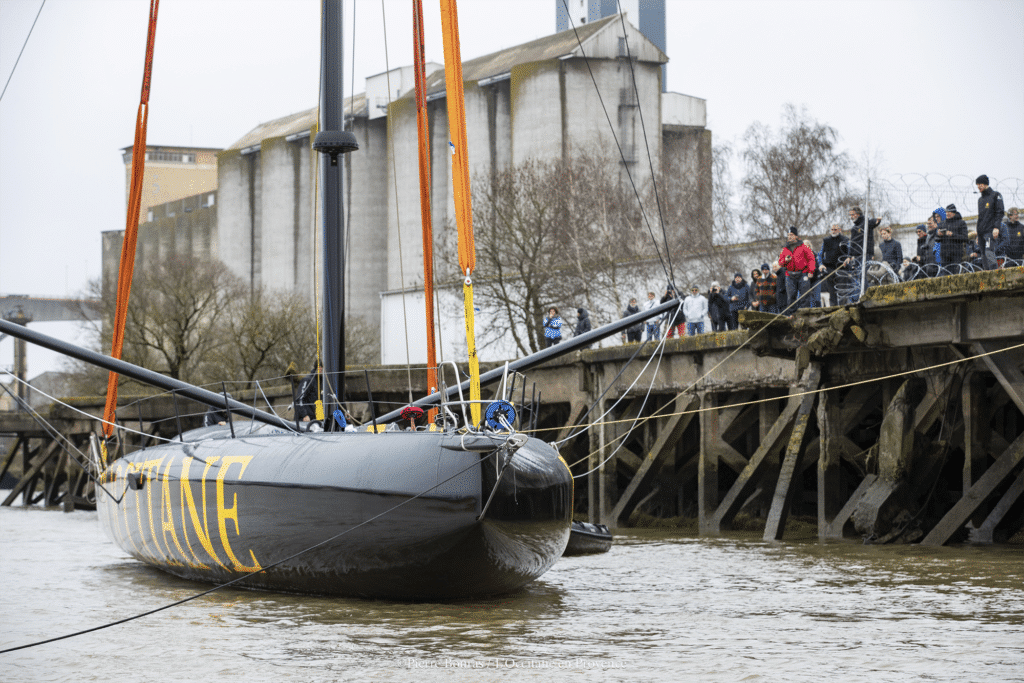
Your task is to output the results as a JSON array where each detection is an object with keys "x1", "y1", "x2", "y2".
[{"x1": 1, "y1": 0, "x2": 1022, "y2": 376}]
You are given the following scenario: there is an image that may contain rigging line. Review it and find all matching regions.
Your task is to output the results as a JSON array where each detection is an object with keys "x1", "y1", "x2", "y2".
[
  {"x1": 0, "y1": 380, "x2": 126, "y2": 504},
  {"x1": 0, "y1": 0, "x2": 45, "y2": 103},
  {"x1": 570, "y1": 332, "x2": 673, "y2": 479},
  {"x1": 558, "y1": 0, "x2": 671, "y2": 285},
  {"x1": 0, "y1": 450, "x2": 492, "y2": 655},
  {"x1": 380, "y1": 0, "x2": 414, "y2": 404},
  {"x1": 0, "y1": 371, "x2": 181, "y2": 448},
  {"x1": 254, "y1": 382, "x2": 279, "y2": 419},
  {"x1": 554, "y1": 308, "x2": 675, "y2": 445},
  {"x1": 613, "y1": 6, "x2": 674, "y2": 284},
  {"x1": 561, "y1": 267, "x2": 843, "y2": 466}
]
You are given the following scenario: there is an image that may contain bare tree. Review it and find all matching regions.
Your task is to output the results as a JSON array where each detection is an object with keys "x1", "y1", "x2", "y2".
[
  {"x1": 215, "y1": 289, "x2": 314, "y2": 383},
  {"x1": 460, "y1": 152, "x2": 654, "y2": 355},
  {"x1": 741, "y1": 104, "x2": 854, "y2": 241},
  {"x1": 65, "y1": 258, "x2": 242, "y2": 392},
  {"x1": 122, "y1": 257, "x2": 243, "y2": 384},
  {"x1": 67, "y1": 261, "x2": 378, "y2": 396}
]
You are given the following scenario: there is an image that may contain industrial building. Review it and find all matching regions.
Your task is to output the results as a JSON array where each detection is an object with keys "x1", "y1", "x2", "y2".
[{"x1": 105, "y1": 14, "x2": 711, "y2": 363}]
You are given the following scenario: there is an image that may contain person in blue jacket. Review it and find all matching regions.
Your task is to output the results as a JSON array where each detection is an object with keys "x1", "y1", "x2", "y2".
[{"x1": 543, "y1": 307, "x2": 562, "y2": 348}]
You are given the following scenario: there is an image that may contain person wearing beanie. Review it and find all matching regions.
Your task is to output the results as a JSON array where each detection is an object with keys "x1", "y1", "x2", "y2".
[
  {"x1": 778, "y1": 227, "x2": 815, "y2": 314},
  {"x1": 912, "y1": 223, "x2": 937, "y2": 269},
  {"x1": 756, "y1": 262, "x2": 778, "y2": 313},
  {"x1": 1003, "y1": 208, "x2": 1024, "y2": 261},
  {"x1": 725, "y1": 272, "x2": 750, "y2": 330},
  {"x1": 976, "y1": 175, "x2": 1005, "y2": 270},
  {"x1": 937, "y1": 204, "x2": 968, "y2": 266},
  {"x1": 818, "y1": 224, "x2": 849, "y2": 307}
]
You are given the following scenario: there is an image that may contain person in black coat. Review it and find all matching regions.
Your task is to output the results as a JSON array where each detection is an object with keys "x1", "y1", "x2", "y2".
[
  {"x1": 976, "y1": 175, "x2": 1005, "y2": 270},
  {"x1": 878, "y1": 226, "x2": 903, "y2": 272},
  {"x1": 937, "y1": 204, "x2": 968, "y2": 266},
  {"x1": 295, "y1": 364, "x2": 323, "y2": 422},
  {"x1": 203, "y1": 392, "x2": 233, "y2": 427},
  {"x1": 707, "y1": 281, "x2": 729, "y2": 332},
  {"x1": 575, "y1": 308, "x2": 593, "y2": 348},
  {"x1": 773, "y1": 264, "x2": 789, "y2": 313},
  {"x1": 818, "y1": 224, "x2": 849, "y2": 307},
  {"x1": 725, "y1": 273, "x2": 750, "y2": 330},
  {"x1": 845, "y1": 207, "x2": 878, "y2": 263},
  {"x1": 622, "y1": 299, "x2": 642, "y2": 343},
  {"x1": 1003, "y1": 207, "x2": 1024, "y2": 260},
  {"x1": 911, "y1": 224, "x2": 935, "y2": 265}
]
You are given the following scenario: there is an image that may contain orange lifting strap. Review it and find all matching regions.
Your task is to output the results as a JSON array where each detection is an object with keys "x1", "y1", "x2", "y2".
[
  {"x1": 413, "y1": 0, "x2": 438, "y2": 421},
  {"x1": 439, "y1": 0, "x2": 475, "y2": 277},
  {"x1": 102, "y1": 0, "x2": 160, "y2": 437}
]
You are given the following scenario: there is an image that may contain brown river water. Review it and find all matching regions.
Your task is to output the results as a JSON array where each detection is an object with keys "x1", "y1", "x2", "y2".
[{"x1": 1, "y1": 506, "x2": 1022, "y2": 682}]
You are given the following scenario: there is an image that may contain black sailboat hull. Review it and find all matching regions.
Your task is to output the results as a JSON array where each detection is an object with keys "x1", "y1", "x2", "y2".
[{"x1": 98, "y1": 430, "x2": 572, "y2": 599}]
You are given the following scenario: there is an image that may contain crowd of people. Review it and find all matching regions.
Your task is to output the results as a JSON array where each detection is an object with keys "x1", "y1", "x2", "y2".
[{"x1": 618, "y1": 175, "x2": 1021, "y2": 339}]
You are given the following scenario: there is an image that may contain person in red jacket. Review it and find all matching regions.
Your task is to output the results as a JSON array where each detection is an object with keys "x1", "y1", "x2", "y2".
[{"x1": 778, "y1": 226, "x2": 816, "y2": 314}]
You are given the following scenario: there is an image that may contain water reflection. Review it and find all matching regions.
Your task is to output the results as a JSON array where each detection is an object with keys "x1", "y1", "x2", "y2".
[{"x1": 2, "y1": 509, "x2": 1023, "y2": 683}]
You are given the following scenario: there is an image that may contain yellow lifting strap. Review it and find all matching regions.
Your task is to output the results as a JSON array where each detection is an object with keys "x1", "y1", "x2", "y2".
[{"x1": 440, "y1": 0, "x2": 481, "y2": 427}]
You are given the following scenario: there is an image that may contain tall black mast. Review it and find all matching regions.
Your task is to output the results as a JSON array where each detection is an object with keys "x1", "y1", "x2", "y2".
[{"x1": 313, "y1": 0, "x2": 358, "y2": 425}]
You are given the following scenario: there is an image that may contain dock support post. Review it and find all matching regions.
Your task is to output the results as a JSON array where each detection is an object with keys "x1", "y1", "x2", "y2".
[
  {"x1": 709, "y1": 386, "x2": 804, "y2": 533},
  {"x1": 817, "y1": 386, "x2": 844, "y2": 539},
  {"x1": 922, "y1": 430, "x2": 1024, "y2": 545},
  {"x1": 698, "y1": 391, "x2": 719, "y2": 534},
  {"x1": 610, "y1": 395, "x2": 697, "y2": 525},
  {"x1": 765, "y1": 365, "x2": 820, "y2": 540}
]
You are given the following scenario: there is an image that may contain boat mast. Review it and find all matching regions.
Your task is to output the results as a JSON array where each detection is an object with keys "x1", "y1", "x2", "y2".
[{"x1": 313, "y1": 0, "x2": 358, "y2": 426}]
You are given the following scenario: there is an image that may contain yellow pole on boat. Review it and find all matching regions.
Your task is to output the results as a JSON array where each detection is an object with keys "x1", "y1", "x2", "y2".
[{"x1": 439, "y1": 0, "x2": 481, "y2": 427}]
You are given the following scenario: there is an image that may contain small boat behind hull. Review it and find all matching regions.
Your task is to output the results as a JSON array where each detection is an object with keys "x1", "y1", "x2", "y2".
[
  {"x1": 98, "y1": 430, "x2": 572, "y2": 599},
  {"x1": 563, "y1": 521, "x2": 613, "y2": 556}
]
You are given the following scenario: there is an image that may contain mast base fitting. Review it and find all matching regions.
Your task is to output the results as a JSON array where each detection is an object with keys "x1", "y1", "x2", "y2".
[{"x1": 313, "y1": 130, "x2": 359, "y2": 166}]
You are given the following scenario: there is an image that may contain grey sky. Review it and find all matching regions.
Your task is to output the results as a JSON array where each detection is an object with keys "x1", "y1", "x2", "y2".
[{"x1": 1, "y1": 0, "x2": 1022, "y2": 375}]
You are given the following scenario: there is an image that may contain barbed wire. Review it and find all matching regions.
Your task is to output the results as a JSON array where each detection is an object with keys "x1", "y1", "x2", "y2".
[{"x1": 869, "y1": 174, "x2": 1023, "y2": 225}]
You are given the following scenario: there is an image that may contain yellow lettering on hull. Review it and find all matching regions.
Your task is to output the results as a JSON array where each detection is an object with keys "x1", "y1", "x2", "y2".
[
  {"x1": 160, "y1": 459, "x2": 191, "y2": 567},
  {"x1": 108, "y1": 451, "x2": 264, "y2": 578},
  {"x1": 216, "y1": 456, "x2": 261, "y2": 573},
  {"x1": 179, "y1": 456, "x2": 227, "y2": 570},
  {"x1": 141, "y1": 458, "x2": 167, "y2": 562}
]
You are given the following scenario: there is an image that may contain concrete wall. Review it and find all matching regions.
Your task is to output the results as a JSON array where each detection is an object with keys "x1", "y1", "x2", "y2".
[
  {"x1": 123, "y1": 146, "x2": 219, "y2": 226},
  {"x1": 101, "y1": 193, "x2": 217, "y2": 292},
  {"x1": 347, "y1": 117, "x2": 389, "y2": 334},
  {"x1": 215, "y1": 149, "x2": 257, "y2": 291}
]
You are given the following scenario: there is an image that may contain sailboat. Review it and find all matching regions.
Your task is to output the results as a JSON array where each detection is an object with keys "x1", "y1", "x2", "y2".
[
  {"x1": 0, "y1": 0, "x2": 676, "y2": 599},
  {"x1": 84, "y1": 0, "x2": 578, "y2": 600}
]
